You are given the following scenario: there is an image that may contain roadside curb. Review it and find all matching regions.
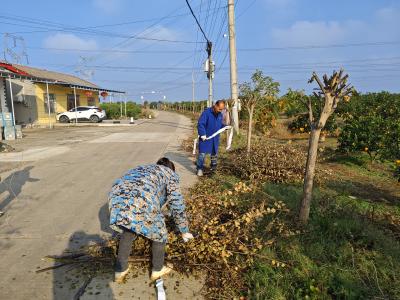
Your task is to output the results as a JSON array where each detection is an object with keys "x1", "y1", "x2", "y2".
[{"x1": 41, "y1": 120, "x2": 146, "y2": 128}]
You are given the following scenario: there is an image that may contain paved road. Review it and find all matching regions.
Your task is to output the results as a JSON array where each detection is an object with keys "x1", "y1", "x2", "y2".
[{"x1": 0, "y1": 111, "x2": 203, "y2": 300}]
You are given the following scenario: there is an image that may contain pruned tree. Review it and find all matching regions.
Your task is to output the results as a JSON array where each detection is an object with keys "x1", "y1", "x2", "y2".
[
  {"x1": 299, "y1": 70, "x2": 353, "y2": 223},
  {"x1": 239, "y1": 70, "x2": 280, "y2": 153}
]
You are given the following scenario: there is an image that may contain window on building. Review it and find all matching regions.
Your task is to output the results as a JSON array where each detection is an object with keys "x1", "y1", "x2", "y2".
[
  {"x1": 67, "y1": 94, "x2": 80, "y2": 110},
  {"x1": 43, "y1": 93, "x2": 56, "y2": 113},
  {"x1": 87, "y1": 97, "x2": 96, "y2": 106}
]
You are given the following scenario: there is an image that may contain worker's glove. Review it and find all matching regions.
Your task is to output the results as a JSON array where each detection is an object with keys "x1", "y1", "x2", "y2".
[
  {"x1": 225, "y1": 125, "x2": 233, "y2": 130},
  {"x1": 200, "y1": 135, "x2": 207, "y2": 141},
  {"x1": 182, "y1": 232, "x2": 194, "y2": 242}
]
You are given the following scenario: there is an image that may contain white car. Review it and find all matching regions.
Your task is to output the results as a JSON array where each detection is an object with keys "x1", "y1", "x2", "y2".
[{"x1": 56, "y1": 106, "x2": 106, "y2": 123}]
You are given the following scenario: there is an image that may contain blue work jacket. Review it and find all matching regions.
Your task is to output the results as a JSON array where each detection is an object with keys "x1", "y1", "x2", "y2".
[{"x1": 197, "y1": 107, "x2": 224, "y2": 154}]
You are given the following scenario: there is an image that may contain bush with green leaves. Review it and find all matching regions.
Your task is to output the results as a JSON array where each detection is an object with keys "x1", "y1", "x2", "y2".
[
  {"x1": 287, "y1": 95, "x2": 340, "y2": 134},
  {"x1": 338, "y1": 92, "x2": 400, "y2": 162},
  {"x1": 239, "y1": 98, "x2": 280, "y2": 134},
  {"x1": 99, "y1": 102, "x2": 141, "y2": 119},
  {"x1": 239, "y1": 70, "x2": 280, "y2": 136},
  {"x1": 254, "y1": 96, "x2": 280, "y2": 134},
  {"x1": 281, "y1": 88, "x2": 308, "y2": 118}
]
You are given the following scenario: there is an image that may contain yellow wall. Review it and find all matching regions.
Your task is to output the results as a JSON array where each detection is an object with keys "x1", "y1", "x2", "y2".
[{"x1": 35, "y1": 84, "x2": 99, "y2": 124}]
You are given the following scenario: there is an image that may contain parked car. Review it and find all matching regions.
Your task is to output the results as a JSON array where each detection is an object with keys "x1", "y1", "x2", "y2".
[{"x1": 56, "y1": 106, "x2": 106, "y2": 123}]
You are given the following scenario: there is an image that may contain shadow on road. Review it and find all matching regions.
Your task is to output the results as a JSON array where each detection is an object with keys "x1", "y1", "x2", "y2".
[
  {"x1": 52, "y1": 231, "x2": 115, "y2": 300},
  {"x1": 0, "y1": 166, "x2": 39, "y2": 211},
  {"x1": 98, "y1": 203, "x2": 114, "y2": 235}
]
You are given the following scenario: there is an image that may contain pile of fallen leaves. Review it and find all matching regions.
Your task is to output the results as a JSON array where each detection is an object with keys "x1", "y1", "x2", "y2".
[
  {"x1": 118, "y1": 179, "x2": 290, "y2": 298},
  {"x1": 181, "y1": 135, "x2": 195, "y2": 153},
  {"x1": 43, "y1": 141, "x2": 320, "y2": 298},
  {"x1": 222, "y1": 141, "x2": 331, "y2": 183},
  {"x1": 0, "y1": 143, "x2": 14, "y2": 153},
  {"x1": 43, "y1": 178, "x2": 290, "y2": 299},
  {"x1": 164, "y1": 181, "x2": 280, "y2": 298}
]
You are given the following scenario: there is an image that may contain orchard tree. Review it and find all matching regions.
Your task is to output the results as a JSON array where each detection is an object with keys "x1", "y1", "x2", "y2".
[
  {"x1": 299, "y1": 70, "x2": 353, "y2": 223},
  {"x1": 338, "y1": 92, "x2": 400, "y2": 161},
  {"x1": 239, "y1": 70, "x2": 280, "y2": 153},
  {"x1": 282, "y1": 88, "x2": 308, "y2": 117}
]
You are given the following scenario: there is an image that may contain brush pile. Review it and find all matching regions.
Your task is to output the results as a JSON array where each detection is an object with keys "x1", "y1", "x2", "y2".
[
  {"x1": 222, "y1": 141, "x2": 332, "y2": 183},
  {"x1": 41, "y1": 178, "x2": 290, "y2": 298}
]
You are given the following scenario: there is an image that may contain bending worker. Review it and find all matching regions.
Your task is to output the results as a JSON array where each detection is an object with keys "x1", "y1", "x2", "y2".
[
  {"x1": 108, "y1": 157, "x2": 194, "y2": 283},
  {"x1": 196, "y1": 100, "x2": 227, "y2": 177}
]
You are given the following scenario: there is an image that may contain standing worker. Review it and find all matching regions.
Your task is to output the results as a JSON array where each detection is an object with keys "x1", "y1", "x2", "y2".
[
  {"x1": 196, "y1": 100, "x2": 227, "y2": 176},
  {"x1": 108, "y1": 157, "x2": 194, "y2": 283}
]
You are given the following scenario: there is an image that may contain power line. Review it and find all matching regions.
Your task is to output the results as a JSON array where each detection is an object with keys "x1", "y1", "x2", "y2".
[
  {"x1": 236, "y1": 0, "x2": 257, "y2": 20},
  {"x1": 185, "y1": 0, "x2": 210, "y2": 43},
  {"x1": 207, "y1": 0, "x2": 222, "y2": 41},
  {"x1": 0, "y1": 12, "x2": 190, "y2": 31},
  {"x1": 37, "y1": 56, "x2": 400, "y2": 70},
  {"x1": 53, "y1": 4, "x2": 197, "y2": 72},
  {"x1": 0, "y1": 20, "x2": 199, "y2": 44},
  {"x1": 0, "y1": 4, "x2": 227, "y2": 35},
  {"x1": 26, "y1": 46, "x2": 200, "y2": 54},
  {"x1": 23, "y1": 40, "x2": 400, "y2": 56},
  {"x1": 239, "y1": 41, "x2": 400, "y2": 51}
]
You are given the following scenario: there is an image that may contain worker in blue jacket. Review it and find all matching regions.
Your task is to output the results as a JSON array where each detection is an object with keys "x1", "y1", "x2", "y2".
[{"x1": 196, "y1": 100, "x2": 226, "y2": 176}]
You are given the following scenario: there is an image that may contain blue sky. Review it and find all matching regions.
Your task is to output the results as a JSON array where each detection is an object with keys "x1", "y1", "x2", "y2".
[{"x1": 1, "y1": 0, "x2": 399, "y2": 102}]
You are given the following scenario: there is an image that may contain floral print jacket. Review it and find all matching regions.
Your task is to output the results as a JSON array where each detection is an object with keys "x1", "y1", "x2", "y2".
[{"x1": 108, "y1": 164, "x2": 189, "y2": 242}]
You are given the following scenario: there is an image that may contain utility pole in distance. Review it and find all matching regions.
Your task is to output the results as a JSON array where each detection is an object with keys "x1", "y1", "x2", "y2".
[
  {"x1": 228, "y1": 0, "x2": 240, "y2": 133},
  {"x1": 185, "y1": 0, "x2": 214, "y2": 108},
  {"x1": 206, "y1": 41, "x2": 214, "y2": 107},
  {"x1": 192, "y1": 71, "x2": 195, "y2": 114}
]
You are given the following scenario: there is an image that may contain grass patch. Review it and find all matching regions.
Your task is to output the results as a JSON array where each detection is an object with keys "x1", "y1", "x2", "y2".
[
  {"x1": 247, "y1": 183, "x2": 400, "y2": 300},
  {"x1": 183, "y1": 114, "x2": 399, "y2": 298}
]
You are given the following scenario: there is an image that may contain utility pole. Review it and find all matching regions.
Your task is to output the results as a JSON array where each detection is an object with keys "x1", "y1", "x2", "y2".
[
  {"x1": 73, "y1": 87, "x2": 78, "y2": 125},
  {"x1": 124, "y1": 96, "x2": 127, "y2": 118},
  {"x1": 119, "y1": 94, "x2": 123, "y2": 118},
  {"x1": 185, "y1": 0, "x2": 214, "y2": 108},
  {"x1": 192, "y1": 71, "x2": 195, "y2": 114},
  {"x1": 46, "y1": 82, "x2": 52, "y2": 129},
  {"x1": 228, "y1": 0, "x2": 240, "y2": 133},
  {"x1": 206, "y1": 41, "x2": 214, "y2": 107}
]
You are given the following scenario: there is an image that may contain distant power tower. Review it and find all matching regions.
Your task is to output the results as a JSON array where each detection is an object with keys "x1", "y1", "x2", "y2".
[
  {"x1": 3, "y1": 33, "x2": 29, "y2": 64},
  {"x1": 75, "y1": 56, "x2": 95, "y2": 80}
]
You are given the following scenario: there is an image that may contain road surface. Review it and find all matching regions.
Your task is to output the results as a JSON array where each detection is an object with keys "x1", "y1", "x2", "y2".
[{"x1": 0, "y1": 111, "x2": 204, "y2": 300}]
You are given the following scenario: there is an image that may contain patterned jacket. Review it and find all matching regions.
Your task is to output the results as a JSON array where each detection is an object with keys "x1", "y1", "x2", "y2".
[{"x1": 108, "y1": 164, "x2": 189, "y2": 243}]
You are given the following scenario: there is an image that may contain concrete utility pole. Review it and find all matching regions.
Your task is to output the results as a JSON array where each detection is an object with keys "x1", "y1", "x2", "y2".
[
  {"x1": 119, "y1": 94, "x2": 123, "y2": 118},
  {"x1": 228, "y1": 0, "x2": 240, "y2": 133},
  {"x1": 206, "y1": 41, "x2": 214, "y2": 107},
  {"x1": 8, "y1": 76, "x2": 16, "y2": 126},
  {"x1": 73, "y1": 87, "x2": 78, "y2": 125},
  {"x1": 124, "y1": 97, "x2": 127, "y2": 118},
  {"x1": 46, "y1": 82, "x2": 52, "y2": 129},
  {"x1": 192, "y1": 71, "x2": 195, "y2": 114}
]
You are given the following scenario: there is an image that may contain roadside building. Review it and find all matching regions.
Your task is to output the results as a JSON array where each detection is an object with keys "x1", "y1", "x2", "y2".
[{"x1": 0, "y1": 61, "x2": 123, "y2": 127}]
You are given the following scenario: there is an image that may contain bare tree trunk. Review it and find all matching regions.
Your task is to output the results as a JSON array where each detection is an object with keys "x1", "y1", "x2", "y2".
[
  {"x1": 247, "y1": 105, "x2": 254, "y2": 153},
  {"x1": 299, "y1": 128, "x2": 321, "y2": 223}
]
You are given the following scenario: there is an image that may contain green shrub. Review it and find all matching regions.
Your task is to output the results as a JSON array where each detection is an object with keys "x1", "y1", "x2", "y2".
[
  {"x1": 338, "y1": 92, "x2": 400, "y2": 162},
  {"x1": 281, "y1": 88, "x2": 308, "y2": 118},
  {"x1": 288, "y1": 109, "x2": 338, "y2": 135},
  {"x1": 99, "y1": 102, "x2": 141, "y2": 119},
  {"x1": 286, "y1": 94, "x2": 341, "y2": 134}
]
